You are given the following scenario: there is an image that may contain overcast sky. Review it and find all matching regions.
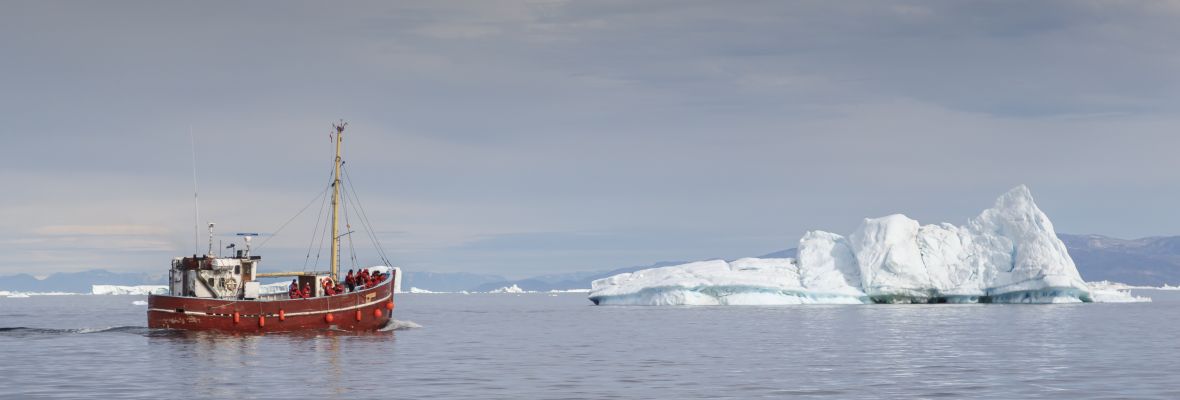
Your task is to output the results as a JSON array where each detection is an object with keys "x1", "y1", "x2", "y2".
[{"x1": 3, "y1": 1, "x2": 1180, "y2": 278}]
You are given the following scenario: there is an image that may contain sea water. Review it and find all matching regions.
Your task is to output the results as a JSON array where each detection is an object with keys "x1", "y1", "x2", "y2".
[{"x1": 2, "y1": 291, "x2": 1178, "y2": 399}]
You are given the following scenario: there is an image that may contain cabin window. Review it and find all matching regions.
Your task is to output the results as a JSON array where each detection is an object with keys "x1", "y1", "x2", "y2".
[{"x1": 234, "y1": 265, "x2": 240, "y2": 274}]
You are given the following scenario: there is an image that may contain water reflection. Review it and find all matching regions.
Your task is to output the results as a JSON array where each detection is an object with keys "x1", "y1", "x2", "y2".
[{"x1": 145, "y1": 329, "x2": 394, "y2": 399}]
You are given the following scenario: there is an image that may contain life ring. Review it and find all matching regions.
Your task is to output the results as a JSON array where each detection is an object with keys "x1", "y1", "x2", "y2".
[{"x1": 224, "y1": 278, "x2": 238, "y2": 291}]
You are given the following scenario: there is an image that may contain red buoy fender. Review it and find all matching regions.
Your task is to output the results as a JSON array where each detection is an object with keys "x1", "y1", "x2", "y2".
[
  {"x1": 374, "y1": 308, "x2": 383, "y2": 318},
  {"x1": 325, "y1": 313, "x2": 335, "y2": 323},
  {"x1": 385, "y1": 301, "x2": 394, "y2": 310},
  {"x1": 356, "y1": 309, "x2": 363, "y2": 321},
  {"x1": 279, "y1": 310, "x2": 286, "y2": 321},
  {"x1": 233, "y1": 312, "x2": 240, "y2": 324},
  {"x1": 259, "y1": 315, "x2": 266, "y2": 327}
]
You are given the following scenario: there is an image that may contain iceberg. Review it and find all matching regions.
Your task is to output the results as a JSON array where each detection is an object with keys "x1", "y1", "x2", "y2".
[
  {"x1": 590, "y1": 186, "x2": 1107, "y2": 306},
  {"x1": 0, "y1": 290, "x2": 78, "y2": 297},
  {"x1": 91, "y1": 285, "x2": 168, "y2": 295},
  {"x1": 488, "y1": 284, "x2": 528, "y2": 294}
]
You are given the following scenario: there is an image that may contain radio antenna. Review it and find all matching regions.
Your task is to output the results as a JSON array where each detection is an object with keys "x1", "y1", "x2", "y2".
[{"x1": 190, "y1": 125, "x2": 201, "y2": 255}]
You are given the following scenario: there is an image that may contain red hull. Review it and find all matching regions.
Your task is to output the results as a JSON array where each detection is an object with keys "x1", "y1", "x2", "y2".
[{"x1": 148, "y1": 279, "x2": 394, "y2": 332}]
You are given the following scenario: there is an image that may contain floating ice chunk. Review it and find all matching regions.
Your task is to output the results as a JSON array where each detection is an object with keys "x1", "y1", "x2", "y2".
[{"x1": 1086, "y1": 281, "x2": 1152, "y2": 302}]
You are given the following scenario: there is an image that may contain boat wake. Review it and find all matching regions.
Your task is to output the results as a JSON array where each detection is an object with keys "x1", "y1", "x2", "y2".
[
  {"x1": 379, "y1": 319, "x2": 422, "y2": 331},
  {"x1": 0, "y1": 326, "x2": 152, "y2": 337},
  {"x1": 0, "y1": 322, "x2": 418, "y2": 338}
]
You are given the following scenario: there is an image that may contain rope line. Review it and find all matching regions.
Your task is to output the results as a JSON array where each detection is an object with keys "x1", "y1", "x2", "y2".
[
  {"x1": 255, "y1": 184, "x2": 331, "y2": 251},
  {"x1": 343, "y1": 165, "x2": 394, "y2": 267}
]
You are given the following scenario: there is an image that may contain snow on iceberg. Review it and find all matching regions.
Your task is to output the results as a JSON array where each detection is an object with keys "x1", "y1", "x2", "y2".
[{"x1": 590, "y1": 185, "x2": 1106, "y2": 306}]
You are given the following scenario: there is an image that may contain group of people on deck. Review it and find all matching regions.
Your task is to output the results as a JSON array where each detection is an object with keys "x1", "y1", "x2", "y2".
[
  {"x1": 287, "y1": 267, "x2": 388, "y2": 299},
  {"x1": 346, "y1": 268, "x2": 387, "y2": 291}
]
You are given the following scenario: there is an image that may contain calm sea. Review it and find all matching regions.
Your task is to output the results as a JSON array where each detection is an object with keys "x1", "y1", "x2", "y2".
[{"x1": 1, "y1": 291, "x2": 1178, "y2": 399}]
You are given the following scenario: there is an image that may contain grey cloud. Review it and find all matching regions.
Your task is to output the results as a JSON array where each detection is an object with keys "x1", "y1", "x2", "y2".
[{"x1": 3, "y1": 1, "x2": 1180, "y2": 276}]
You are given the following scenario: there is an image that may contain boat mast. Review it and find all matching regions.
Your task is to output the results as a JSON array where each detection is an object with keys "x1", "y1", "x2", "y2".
[{"x1": 330, "y1": 121, "x2": 346, "y2": 280}]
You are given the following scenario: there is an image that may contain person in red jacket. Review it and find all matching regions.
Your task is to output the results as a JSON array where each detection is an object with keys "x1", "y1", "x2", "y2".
[
  {"x1": 345, "y1": 269, "x2": 356, "y2": 292},
  {"x1": 322, "y1": 279, "x2": 333, "y2": 296},
  {"x1": 288, "y1": 279, "x2": 299, "y2": 299},
  {"x1": 358, "y1": 269, "x2": 370, "y2": 289},
  {"x1": 301, "y1": 283, "x2": 312, "y2": 298}
]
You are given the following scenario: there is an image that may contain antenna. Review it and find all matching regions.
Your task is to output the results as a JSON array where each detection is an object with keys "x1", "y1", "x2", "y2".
[
  {"x1": 190, "y1": 125, "x2": 200, "y2": 255},
  {"x1": 208, "y1": 223, "x2": 217, "y2": 256}
]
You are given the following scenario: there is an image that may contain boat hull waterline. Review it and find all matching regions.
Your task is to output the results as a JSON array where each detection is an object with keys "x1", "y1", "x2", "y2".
[{"x1": 147, "y1": 278, "x2": 394, "y2": 332}]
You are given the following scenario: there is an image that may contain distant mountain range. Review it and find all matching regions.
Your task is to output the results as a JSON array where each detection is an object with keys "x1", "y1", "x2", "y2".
[
  {"x1": 3, "y1": 233, "x2": 1177, "y2": 292},
  {"x1": 0, "y1": 270, "x2": 167, "y2": 293},
  {"x1": 400, "y1": 272, "x2": 507, "y2": 293},
  {"x1": 470, "y1": 261, "x2": 687, "y2": 292},
  {"x1": 1057, "y1": 233, "x2": 1180, "y2": 286}
]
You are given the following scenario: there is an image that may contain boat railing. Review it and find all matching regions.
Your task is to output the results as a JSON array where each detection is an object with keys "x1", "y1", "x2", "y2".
[
  {"x1": 253, "y1": 279, "x2": 387, "y2": 301},
  {"x1": 257, "y1": 292, "x2": 290, "y2": 301}
]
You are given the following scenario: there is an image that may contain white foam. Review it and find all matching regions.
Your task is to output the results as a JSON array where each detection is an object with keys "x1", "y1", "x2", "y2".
[{"x1": 380, "y1": 319, "x2": 422, "y2": 331}]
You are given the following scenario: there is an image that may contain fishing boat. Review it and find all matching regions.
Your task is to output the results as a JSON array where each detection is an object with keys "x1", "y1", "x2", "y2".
[{"x1": 148, "y1": 122, "x2": 400, "y2": 332}]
